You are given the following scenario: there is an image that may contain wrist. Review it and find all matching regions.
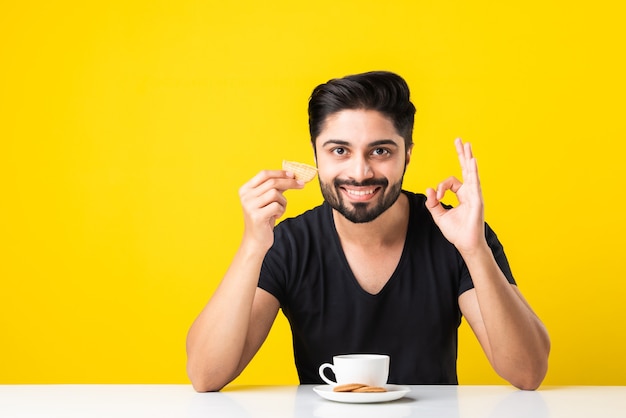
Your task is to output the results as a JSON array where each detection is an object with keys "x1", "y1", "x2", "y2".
[
  {"x1": 239, "y1": 234, "x2": 273, "y2": 259},
  {"x1": 456, "y1": 239, "x2": 491, "y2": 260}
]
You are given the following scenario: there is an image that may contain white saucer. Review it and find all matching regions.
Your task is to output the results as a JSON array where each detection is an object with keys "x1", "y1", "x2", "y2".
[{"x1": 313, "y1": 384, "x2": 410, "y2": 404}]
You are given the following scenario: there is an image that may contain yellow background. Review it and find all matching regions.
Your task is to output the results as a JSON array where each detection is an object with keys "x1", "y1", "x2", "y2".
[{"x1": 2, "y1": 0, "x2": 625, "y2": 385}]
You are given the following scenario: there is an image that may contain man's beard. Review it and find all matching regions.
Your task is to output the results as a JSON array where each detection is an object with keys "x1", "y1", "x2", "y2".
[{"x1": 320, "y1": 176, "x2": 404, "y2": 223}]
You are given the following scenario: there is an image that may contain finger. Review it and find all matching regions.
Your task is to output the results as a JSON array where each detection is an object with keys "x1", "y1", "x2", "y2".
[
  {"x1": 464, "y1": 141, "x2": 474, "y2": 160},
  {"x1": 435, "y1": 176, "x2": 463, "y2": 200},
  {"x1": 257, "y1": 200, "x2": 288, "y2": 223},
  {"x1": 456, "y1": 139, "x2": 481, "y2": 186},
  {"x1": 462, "y1": 148, "x2": 481, "y2": 189},
  {"x1": 248, "y1": 169, "x2": 305, "y2": 189},
  {"x1": 467, "y1": 153, "x2": 480, "y2": 186},
  {"x1": 257, "y1": 188, "x2": 288, "y2": 211},
  {"x1": 241, "y1": 170, "x2": 303, "y2": 197},
  {"x1": 425, "y1": 187, "x2": 448, "y2": 218},
  {"x1": 242, "y1": 186, "x2": 288, "y2": 212},
  {"x1": 243, "y1": 189, "x2": 288, "y2": 225},
  {"x1": 455, "y1": 138, "x2": 476, "y2": 175},
  {"x1": 455, "y1": 138, "x2": 467, "y2": 172}
]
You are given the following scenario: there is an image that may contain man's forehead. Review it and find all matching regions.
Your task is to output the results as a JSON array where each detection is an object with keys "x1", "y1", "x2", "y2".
[
  {"x1": 318, "y1": 109, "x2": 399, "y2": 135},
  {"x1": 322, "y1": 108, "x2": 392, "y2": 124}
]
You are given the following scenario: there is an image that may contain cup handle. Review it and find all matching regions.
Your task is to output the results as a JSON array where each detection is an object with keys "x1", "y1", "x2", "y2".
[{"x1": 318, "y1": 363, "x2": 336, "y2": 386}]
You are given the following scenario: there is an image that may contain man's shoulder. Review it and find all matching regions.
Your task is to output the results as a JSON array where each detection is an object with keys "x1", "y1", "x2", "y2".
[
  {"x1": 276, "y1": 201, "x2": 329, "y2": 233},
  {"x1": 268, "y1": 202, "x2": 331, "y2": 258},
  {"x1": 402, "y1": 189, "x2": 429, "y2": 216},
  {"x1": 402, "y1": 190, "x2": 446, "y2": 237},
  {"x1": 402, "y1": 189, "x2": 426, "y2": 204}
]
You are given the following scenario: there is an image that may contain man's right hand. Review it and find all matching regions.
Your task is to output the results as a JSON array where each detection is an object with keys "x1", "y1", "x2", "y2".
[
  {"x1": 187, "y1": 169, "x2": 301, "y2": 392},
  {"x1": 238, "y1": 170, "x2": 304, "y2": 252}
]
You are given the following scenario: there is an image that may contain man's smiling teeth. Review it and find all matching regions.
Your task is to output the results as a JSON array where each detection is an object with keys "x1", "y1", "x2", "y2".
[{"x1": 345, "y1": 188, "x2": 376, "y2": 196}]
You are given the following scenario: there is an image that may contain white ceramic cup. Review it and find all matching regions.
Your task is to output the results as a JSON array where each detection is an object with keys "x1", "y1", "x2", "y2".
[{"x1": 318, "y1": 354, "x2": 390, "y2": 387}]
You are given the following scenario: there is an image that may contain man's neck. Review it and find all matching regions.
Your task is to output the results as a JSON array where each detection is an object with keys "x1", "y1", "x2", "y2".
[{"x1": 332, "y1": 192, "x2": 410, "y2": 248}]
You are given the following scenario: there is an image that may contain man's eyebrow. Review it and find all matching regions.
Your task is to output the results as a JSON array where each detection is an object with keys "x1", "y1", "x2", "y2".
[
  {"x1": 321, "y1": 139, "x2": 400, "y2": 147},
  {"x1": 321, "y1": 139, "x2": 350, "y2": 147},
  {"x1": 369, "y1": 139, "x2": 400, "y2": 147}
]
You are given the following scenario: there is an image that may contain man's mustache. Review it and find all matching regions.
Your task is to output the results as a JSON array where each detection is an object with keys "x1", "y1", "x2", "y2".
[{"x1": 334, "y1": 178, "x2": 389, "y2": 188}]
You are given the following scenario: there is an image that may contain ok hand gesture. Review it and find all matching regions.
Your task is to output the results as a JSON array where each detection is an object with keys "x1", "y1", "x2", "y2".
[{"x1": 425, "y1": 139, "x2": 487, "y2": 255}]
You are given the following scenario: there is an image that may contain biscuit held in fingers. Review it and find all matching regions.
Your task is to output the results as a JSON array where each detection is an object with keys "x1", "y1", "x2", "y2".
[{"x1": 282, "y1": 160, "x2": 317, "y2": 183}]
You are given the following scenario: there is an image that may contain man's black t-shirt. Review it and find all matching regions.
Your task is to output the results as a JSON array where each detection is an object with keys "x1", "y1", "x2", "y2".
[{"x1": 258, "y1": 191, "x2": 515, "y2": 385}]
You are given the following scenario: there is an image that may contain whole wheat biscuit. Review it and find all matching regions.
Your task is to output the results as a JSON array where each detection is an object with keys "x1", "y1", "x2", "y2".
[
  {"x1": 352, "y1": 386, "x2": 388, "y2": 393},
  {"x1": 282, "y1": 160, "x2": 317, "y2": 183},
  {"x1": 332, "y1": 383, "x2": 367, "y2": 392}
]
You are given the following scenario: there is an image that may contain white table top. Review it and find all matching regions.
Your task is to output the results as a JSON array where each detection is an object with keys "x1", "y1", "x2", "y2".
[{"x1": 0, "y1": 384, "x2": 624, "y2": 417}]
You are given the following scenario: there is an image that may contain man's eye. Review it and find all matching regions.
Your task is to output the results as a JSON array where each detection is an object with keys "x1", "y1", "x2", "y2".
[
  {"x1": 372, "y1": 148, "x2": 390, "y2": 156},
  {"x1": 332, "y1": 147, "x2": 347, "y2": 155}
]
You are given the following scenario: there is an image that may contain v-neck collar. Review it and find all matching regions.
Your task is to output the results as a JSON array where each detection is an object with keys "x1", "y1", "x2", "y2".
[{"x1": 324, "y1": 190, "x2": 415, "y2": 297}]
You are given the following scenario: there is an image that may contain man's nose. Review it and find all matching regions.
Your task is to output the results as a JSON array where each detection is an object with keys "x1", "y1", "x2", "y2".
[{"x1": 347, "y1": 156, "x2": 374, "y2": 182}]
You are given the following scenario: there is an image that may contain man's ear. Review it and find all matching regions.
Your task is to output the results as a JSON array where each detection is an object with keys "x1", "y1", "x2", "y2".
[{"x1": 405, "y1": 142, "x2": 414, "y2": 166}]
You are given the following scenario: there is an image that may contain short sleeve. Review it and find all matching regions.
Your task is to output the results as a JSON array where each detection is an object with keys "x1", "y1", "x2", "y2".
[
  {"x1": 258, "y1": 234, "x2": 289, "y2": 307},
  {"x1": 458, "y1": 222, "x2": 516, "y2": 296}
]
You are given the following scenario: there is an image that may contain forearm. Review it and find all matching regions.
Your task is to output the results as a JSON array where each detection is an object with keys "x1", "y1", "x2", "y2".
[
  {"x1": 186, "y1": 241, "x2": 266, "y2": 391},
  {"x1": 461, "y1": 244, "x2": 550, "y2": 390}
]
